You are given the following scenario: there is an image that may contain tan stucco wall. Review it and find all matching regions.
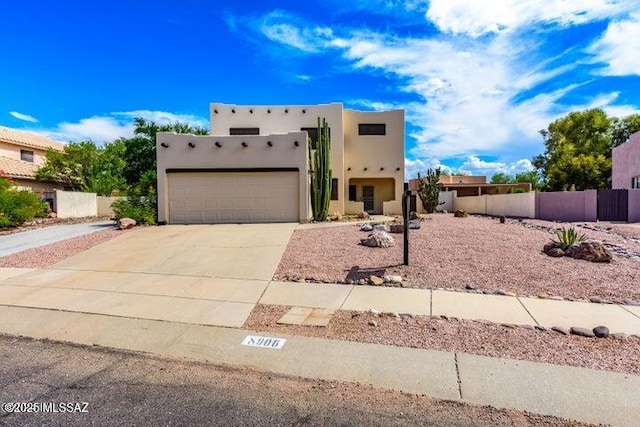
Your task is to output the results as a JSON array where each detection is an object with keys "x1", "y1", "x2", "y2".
[
  {"x1": 54, "y1": 190, "x2": 98, "y2": 218},
  {"x1": 0, "y1": 141, "x2": 48, "y2": 165},
  {"x1": 347, "y1": 178, "x2": 396, "y2": 215},
  {"x1": 156, "y1": 131, "x2": 310, "y2": 223},
  {"x1": 210, "y1": 103, "x2": 345, "y2": 214},
  {"x1": 343, "y1": 109, "x2": 405, "y2": 215}
]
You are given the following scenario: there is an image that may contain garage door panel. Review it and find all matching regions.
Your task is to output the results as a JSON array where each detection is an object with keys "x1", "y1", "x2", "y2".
[{"x1": 168, "y1": 172, "x2": 299, "y2": 224}]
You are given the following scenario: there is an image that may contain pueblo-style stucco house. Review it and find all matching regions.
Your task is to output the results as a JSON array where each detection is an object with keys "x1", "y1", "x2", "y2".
[
  {"x1": 612, "y1": 131, "x2": 640, "y2": 190},
  {"x1": 156, "y1": 102, "x2": 405, "y2": 224},
  {"x1": 0, "y1": 126, "x2": 65, "y2": 192}
]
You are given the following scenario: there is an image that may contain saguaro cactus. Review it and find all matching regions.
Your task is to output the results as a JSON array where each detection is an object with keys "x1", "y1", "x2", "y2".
[{"x1": 309, "y1": 117, "x2": 331, "y2": 221}]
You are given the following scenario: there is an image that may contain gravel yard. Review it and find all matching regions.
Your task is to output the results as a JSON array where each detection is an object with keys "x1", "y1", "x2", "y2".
[
  {"x1": 244, "y1": 304, "x2": 640, "y2": 375},
  {"x1": 274, "y1": 214, "x2": 640, "y2": 302},
  {"x1": 0, "y1": 228, "x2": 130, "y2": 268}
]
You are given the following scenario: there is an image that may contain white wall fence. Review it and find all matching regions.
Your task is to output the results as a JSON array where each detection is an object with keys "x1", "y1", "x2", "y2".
[
  {"x1": 53, "y1": 190, "x2": 121, "y2": 219},
  {"x1": 453, "y1": 192, "x2": 536, "y2": 218}
]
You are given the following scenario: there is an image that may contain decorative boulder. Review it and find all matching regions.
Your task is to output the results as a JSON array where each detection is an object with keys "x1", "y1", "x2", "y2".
[
  {"x1": 358, "y1": 211, "x2": 370, "y2": 219},
  {"x1": 369, "y1": 275, "x2": 384, "y2": 285},
  {"x1": 408, "y1": 219, "x2": 421, "y2": 229},
  {"x1": 543, "y1": 242, "x2": 565, "y2": 257},
  {"x1": 360, "y1": 223, "x2": 373, "y2": 232},
  {"x1": 565, "y1": 242, "x2": 613, "y2": 263},
  {"x1": 373, "y1": 224, "x2": 390, "y2": 232},
  {"x1": 389, "y1": 224, "x2": 404, "y2": 233},
  {"x1": 409, "y1": 211, "x2": 419, "y2": 220},
  {"x1": 47, "y1": 212, "x2": 57, "y2": 219},
  {"x1": 383, "y1": 275, "x2": 403, "y2": 284},
  {"x1": 117, "y1": 218, "x2": 137, "y2": 230},
  {"x1": 454, "y1": 210, "x2": 468, "y2": 218},
  {"x1": 360, "y1": 231, "x2": 395, "y2": 248}
]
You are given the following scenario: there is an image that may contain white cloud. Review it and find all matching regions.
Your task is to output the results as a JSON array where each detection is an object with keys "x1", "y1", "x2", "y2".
[
  {"x1": 426, "y1": 0, "x2": 635, "y2": 37},
  {"x1": 587, "y1": 12, "x2": 640, "y2": 76},
  {"x1": 405, "y1": 157, "x2": 452, "y2": 179},
  {"x1": 458, "y1": 156, "x2": 534, "y2": 177},
  {"x1": 258, "y1": 11, "x2": 334, "y2": 52},
  {"x1": 30, "y1": 110, "x2": 208, "y2": 144},
  {"x1": 9, "y1": 111, "x2": 38, "y2": 123}
]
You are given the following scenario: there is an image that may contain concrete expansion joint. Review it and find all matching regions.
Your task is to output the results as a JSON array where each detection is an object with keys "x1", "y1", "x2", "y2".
[
  {"x1": 516, "y1": 297, "x2": 540, "y2": 326},
  {"x1": 454, "y1": 353, "x2": 463, "y2": 401}
]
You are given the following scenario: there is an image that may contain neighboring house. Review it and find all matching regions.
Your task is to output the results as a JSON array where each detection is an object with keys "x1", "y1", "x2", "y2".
[
  {"x1": 0, "y1": 126, "x2": 65, "y2": 192},
  {"x1": 156, "y1": 102, "x2": 405, "y2": 224},
  {"x1": 408, "y1": 175, "x2": 532, "y2": 198},
  {"x1": 612, "y1": 131, "x2": 640, "y2": 189}
]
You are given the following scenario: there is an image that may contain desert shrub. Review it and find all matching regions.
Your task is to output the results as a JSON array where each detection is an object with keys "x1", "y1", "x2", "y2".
[
  {"x1": 111, "y1": 189, "x2": 156, "y2": 225},
  {"x1": 0, "y1": 178, "x2": 47, "y2": 227},
  {"x1": 553, "y1": 227, "x2": 586, "y2": 250}
]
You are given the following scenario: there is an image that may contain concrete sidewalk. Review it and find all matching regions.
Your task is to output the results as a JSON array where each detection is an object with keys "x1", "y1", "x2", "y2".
[
  {"x1": 0, "y1": 221, "x2": 114, "y2": 257},
  {"x1": 0, "y1": 304, "x2": 637, "y2": 427}
]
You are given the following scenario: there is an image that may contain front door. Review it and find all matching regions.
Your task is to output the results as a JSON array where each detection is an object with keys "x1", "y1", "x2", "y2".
[{"x1": 362, "y1": 185, "x2": 374, "y2": 213}]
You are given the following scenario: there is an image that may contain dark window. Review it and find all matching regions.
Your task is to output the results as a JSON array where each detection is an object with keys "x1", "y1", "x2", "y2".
[
  {"x1": 229, "y1": 127, "x2": 259, "y2": 135},
  {"x1": 331, "y1": 178, "x2": 339, "y2": 200},
  {"x1": 358, "y1": 123, "x2": 386, "y2": 136},
  {"x1": 348, "y1": 185, "x2": 357, "y2": 201},
  {"x1": 632, "y1": 176, "x2": 640, "y2": 189},
  {"x1": 20, "y1": 150, "x2": 34, "y2": 162}
]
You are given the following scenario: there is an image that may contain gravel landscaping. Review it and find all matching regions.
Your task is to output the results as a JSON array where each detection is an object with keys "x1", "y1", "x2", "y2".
[
  {"x1": 244, "y1": 304, "x2": 640, "y2": 375},
  {"x1": 0, "y1": 228, "x2": 131, "y2": 268},
  {"x1": 274, "y1": 214, "x2": 640, "y2": 302}
]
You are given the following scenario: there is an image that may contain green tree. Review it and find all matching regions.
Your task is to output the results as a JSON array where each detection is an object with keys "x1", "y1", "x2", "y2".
[
  {"x1": 36, "y1": 140, "x2": 126, "y2": 195},
  {"x1": 490, "y1": 172, "x2": 513, "y2": 184},
  {"x1": 610, "y1": 114, "x2": 640, "y2": 148},
  {"x1": 416, "y1": 168, "x2": 442, "y2": 213},
  {"x1": 514, "y1": 170, "x2": 542, "y2": 191},
  {"x1": 532, "y1": 109, "x2": 612, "y2": 191}
]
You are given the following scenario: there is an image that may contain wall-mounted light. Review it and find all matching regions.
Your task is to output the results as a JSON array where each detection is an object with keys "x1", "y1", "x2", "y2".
[
  {"x1": 380, "y1": 167, "x2": 384, "y2": 171},
  {"x1": 241, "y1": 142, "x2": 248, "y2": 148},
  {"x1": 160, "y1": 142, "x2": 169, "y2": 148},
  {"x1": 188, "y1": 142, "x2": 195, "y2": 148},
  {"x1": 267, "y1": 141, "x2": 273, "y2": 147},
  {"x1": 214, "y1": 109, "x2": 218, "y2": 114},
  {"x1": 215, "y1": 141, "x2": 222, "y2": 148},
  {"x1": 396, "y1": 167, "x2": 401, "y2": 171},
  {"x1": 285, "y1": 108, "x2": 289, "y2": 113},
  {"x1": 231, "y1": 109, "x2": 236, "y2": 113},
  {"x1": 364, "y1": 167, "x2": 368, "y2": 171},
  {"x1": 294, "y1": 140, "x2": 299, "y2": 146},
  {"x1": 249, "y1": 109, "x2": 253, "y2": 114}
]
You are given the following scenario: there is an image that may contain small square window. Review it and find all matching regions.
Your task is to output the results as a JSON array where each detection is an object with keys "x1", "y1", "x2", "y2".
[
  {"x1": 632, "y1": 176, "x2": 640, "y2": 189},
  {"x1": 229, "y1": 127, "x2": 259, "y2": 135},
  {"x1": 20, "y1": 150, "x2": 34, "y2": 162},
  {"x1": 331, "y1": 178, "x2": 339, "y2": 200}
]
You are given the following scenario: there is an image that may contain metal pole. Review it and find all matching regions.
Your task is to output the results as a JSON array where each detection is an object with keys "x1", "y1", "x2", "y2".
[{"x1": 403, "y1": 183, "x2": 409, "y2": 265}]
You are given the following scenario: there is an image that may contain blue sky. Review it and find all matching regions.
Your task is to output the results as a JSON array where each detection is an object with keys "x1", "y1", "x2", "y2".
[{"x1": 1, "y1": 1, "x2": 639, "y2": 179}]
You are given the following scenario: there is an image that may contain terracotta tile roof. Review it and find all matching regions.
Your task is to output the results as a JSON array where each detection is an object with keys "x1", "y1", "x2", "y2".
[
  {"x1": 0, "y1": 155, "x2": 39, "y2": 180},
  {"x1": 0, "y1": 126, "x2": 65, "y2": 152}
]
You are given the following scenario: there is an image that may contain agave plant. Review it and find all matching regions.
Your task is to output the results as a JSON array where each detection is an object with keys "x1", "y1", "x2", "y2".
[{"x1": 552, "y1": 227, "x2": 586, "y2": 250}]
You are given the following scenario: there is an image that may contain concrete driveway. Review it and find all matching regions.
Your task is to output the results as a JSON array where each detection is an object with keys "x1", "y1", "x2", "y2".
[{"x1": 0, "y1": 223, "x2": 297, "y2": 327}]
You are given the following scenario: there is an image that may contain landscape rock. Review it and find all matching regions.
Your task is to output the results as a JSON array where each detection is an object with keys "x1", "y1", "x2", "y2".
[
  {"x1": 373, "y1": 224, "x2": 390, "y2": 232},
  {"x1": 409, "y1": 211, "x2": 419, "y2": 220},
  {"x1": 565, "y1": 241, "x2": 613, "y2": 263},
  {"x1": 368, "y1": 320, "x2": 377, "y2": 327},
  {"x1": 543, "y1": 242, "x2": 564, "y2": 257},
  {"x1": 495, "y1": 289, "x2": 508, "y2": 296},
  {"x1": 593, "y1": 326, "x2": 610, "y2": 338},
  {"x1": 408, "y1": 219, "x2": 421, "y2": 229},
  {"x1": 360, "y1": 231, "x2": 395, "y2": 248},
  {"x1": 570, "y1": 327, "x2": 595, "y2": 338},
  {"x1": 611, "y1": 333, "x2": 629, "y2": 340},
  {"x1": 368, "y1": 275, "x2": 384, "y2": 286},
  {"x1": 454, "y1": 210, "x2": 468, "y2": 218},
  {"x1": 624, "y1": 299, "x2": 639, "y2": 306},
  {"x1": 465, "y1": 284, "x2": 476, "y2": 290},
  {"x1": 358, "y1": 211, "x2": 370, "y2": 219},
  {"x1": 551, "y1": 326, "x2": 570, "y2": 335},
  {"x1": 360, "y1": 224, "x2": 373, "y2": 232},
  {"x1": 47, "y1": 212, "x2": 57, "y2": 218},
  {"x1": 383, "y1": 275, "x2": 403, "y2": 284},
  {"x1": 389, "y1": 224, "x2": 404, "y2": 234},
  {"x1": 117, "y1": 218, "x2": 137, "y2": 230}
]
